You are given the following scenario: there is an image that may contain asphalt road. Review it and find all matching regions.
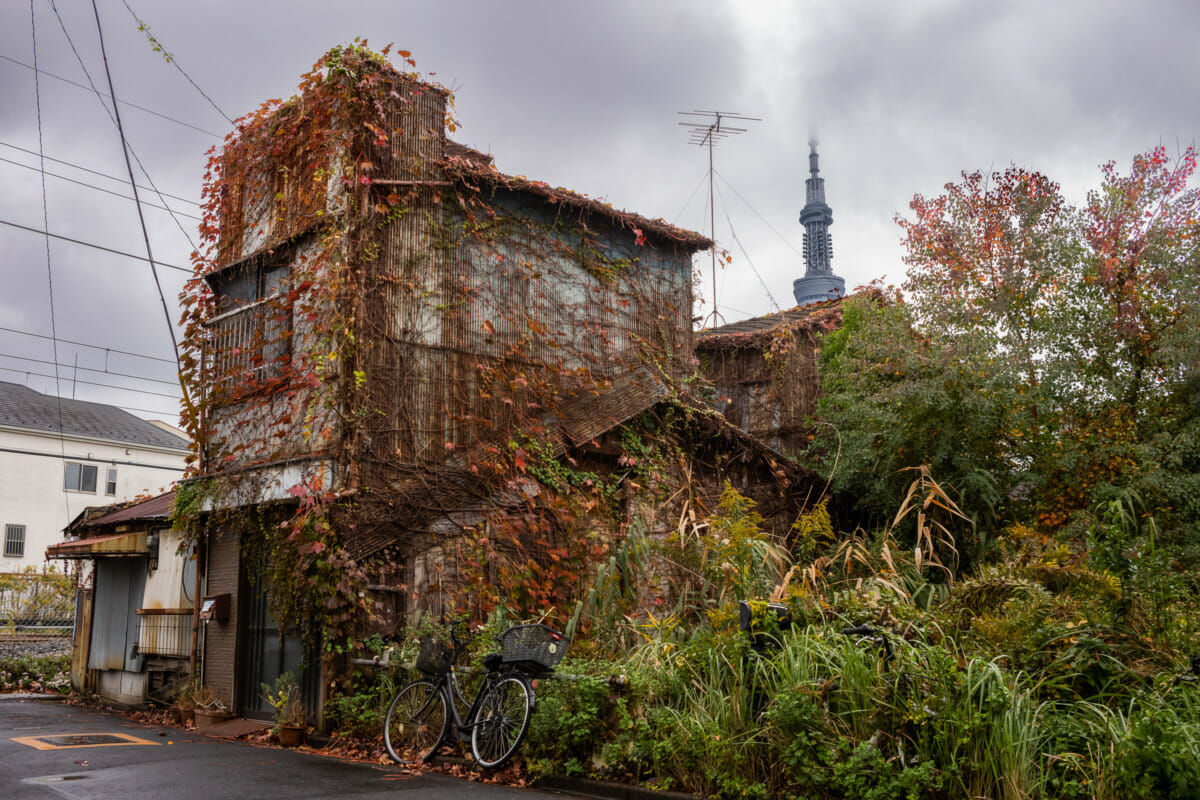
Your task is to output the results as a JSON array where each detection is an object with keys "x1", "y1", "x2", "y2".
[{"x1": 0, "y1": 695, "x2": 565, "y2": 800}]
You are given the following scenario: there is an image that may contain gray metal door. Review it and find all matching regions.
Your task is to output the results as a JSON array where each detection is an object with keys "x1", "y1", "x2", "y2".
[{"x1": 88, "y1": 558, "x2": 147, "y2": 672}]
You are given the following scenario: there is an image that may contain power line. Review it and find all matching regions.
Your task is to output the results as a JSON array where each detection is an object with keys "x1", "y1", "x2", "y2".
[
  {"x1": 0, "y1": 140, "x2": 200, "y2": 206},
  {"x1": 91, "y1": 0, "x2": 195, "y2": 435},
  {"x1": 1, "y1": 218, "x2": 192, "y2": 273},
  {"x1": 45, "y1": 0, "x2": 201, "y2": 253},
  {"x1": 0, "y1": 326, "x2": 176, "y2": 364},
  {"x1": 0, "y1": 365, "x2": 181, "y2": 400},
  {"x1": 714, "y1": 180, "x2": 781, "y2": 313},
  {"x1": 672, "y1": 171, "x2": 709, "y2": 226},
  {"x1": 0, "y1": 382, "x2": 179, "y2": 419},
  {"x1": 0, "y1": 155, "x2": 201, "y2": 220},
  {"x1": 121, "y1": 0, "x2": 232, "y2": 124},
  {"x1": 714, "y1": 170, "x2": 806, "y2": 260},
  {"x1": 0, "y1": 352, "x2": 179, "y2": 387},
  {"x1": 31, "y1": 0, "x2": 71, "y2": 522},
  {"x1": 0, "y1": 53, "x2": 222, "y2": 138}
]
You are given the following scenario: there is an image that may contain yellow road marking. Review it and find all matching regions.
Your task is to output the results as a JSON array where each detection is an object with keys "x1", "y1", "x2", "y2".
[{"x1": 11, "y1": 733, "x2": 162, "y2": 750}]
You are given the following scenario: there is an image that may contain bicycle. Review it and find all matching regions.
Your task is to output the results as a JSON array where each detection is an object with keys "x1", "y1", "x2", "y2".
[{"x1": 383, "y1": 619, "x2": 568, "y2": 769}]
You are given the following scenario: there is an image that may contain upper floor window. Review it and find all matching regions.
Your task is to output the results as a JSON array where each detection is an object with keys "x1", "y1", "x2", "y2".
[
  {"x1": 64, "y1": 462, "x2": 98, "y2": 493},
  {"x1": 206, "y1": 248, "x2": 294, "y2": 396},
  {"x1": 210, "y1": 256, "x2": 290, "y2": 314},
  {"x1": 105, "y1": 467, "x2": 118, "y2": 496},
  {"x1": 3, "y1": 524, "x2": 24, "y2": 558}
]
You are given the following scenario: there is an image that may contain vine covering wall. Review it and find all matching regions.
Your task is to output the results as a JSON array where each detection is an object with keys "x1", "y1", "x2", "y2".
[{"x1": 176, "y1": 43, "x2": 739, "y2": 653}]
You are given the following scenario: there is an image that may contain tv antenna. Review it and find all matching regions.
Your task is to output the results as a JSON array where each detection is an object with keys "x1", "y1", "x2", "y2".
[{"x1": 678, "y1": 110, "x2": 760, "y2": 327}]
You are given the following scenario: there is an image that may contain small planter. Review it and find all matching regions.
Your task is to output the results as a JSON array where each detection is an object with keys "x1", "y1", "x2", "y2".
[
  {"x1": 278, "y1": 724, "x2": 305, "y2": 748},
  {"x1": 176, "y1": 706, "x2": 195, "y2": 726},
  {"x1": 194, "y1": 707, "x2": 232, "y2": 732}
]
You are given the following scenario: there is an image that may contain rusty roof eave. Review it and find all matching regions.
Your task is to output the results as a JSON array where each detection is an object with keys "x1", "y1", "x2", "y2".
[
  {"x1": 66, "y1": 491, "x2": 175, "y2": 534},
  {"x1": 46, "y1": 531, "x2": 148, "y2": 560},
  {"x1": 443, "y1": 159, "x2": 712, "y2": 251}
]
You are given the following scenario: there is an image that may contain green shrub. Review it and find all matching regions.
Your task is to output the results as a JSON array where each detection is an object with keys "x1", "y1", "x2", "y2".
[{"x1": 0, "y1": 652, "x2": 70, "y2": 694}]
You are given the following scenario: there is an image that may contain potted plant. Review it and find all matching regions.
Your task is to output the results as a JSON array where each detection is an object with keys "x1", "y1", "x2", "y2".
[
  {"x1": 172, "y1": 679, "x2": 197, "y2": 726},
  {"x1": 262, "y1": 672, "x2": 306, "y2": 748},
  {"x1": 192, "y1": 685, "x2": 232, "y2": 731}
]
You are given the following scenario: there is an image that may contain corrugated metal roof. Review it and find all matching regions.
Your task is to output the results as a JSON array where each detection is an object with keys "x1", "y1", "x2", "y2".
[
  {"x1": 69, "y1": 491, "x2": 175, "y2": 531},
  {"x1": 697, "y1": 298, "x2": 841, "y2": 338},
  {"x1": 46, "y1": 531, "x2": 148, "y2": 560},
  {"x1": 443, "y1": 145, "x2": 712, "y2": 250},
  {"x1": 0, "y1": 381, "x2": 188, "y2": 451}
]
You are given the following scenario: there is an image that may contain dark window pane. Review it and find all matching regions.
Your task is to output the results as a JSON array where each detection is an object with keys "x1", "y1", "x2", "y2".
[
  {"x1": 65, "y1": 462, "x2": 81, "y2": 491},
  {"x1": 213, "y1": 265, "x2": 257, "y2": 312},
  {"x1": 261, "y1": 262, "x2": 289, "y2": 296},
  {"x1": 80, "y1": 464, "x2": 98, "y2": 493}
]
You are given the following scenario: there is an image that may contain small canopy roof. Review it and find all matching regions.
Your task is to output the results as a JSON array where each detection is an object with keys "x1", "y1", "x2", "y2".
[{"x1": 46, "y1": 531, "x2": 148, "y2": 561}]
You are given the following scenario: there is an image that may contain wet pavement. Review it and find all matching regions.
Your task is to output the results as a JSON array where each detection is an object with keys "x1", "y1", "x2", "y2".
[{"x1": 0, "y1": 694, "x2": 565, "y2": 799}]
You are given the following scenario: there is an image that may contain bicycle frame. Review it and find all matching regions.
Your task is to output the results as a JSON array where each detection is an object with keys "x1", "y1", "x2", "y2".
[{"x1": 437, "y1": 661, "x2": 534, "y2": 745}]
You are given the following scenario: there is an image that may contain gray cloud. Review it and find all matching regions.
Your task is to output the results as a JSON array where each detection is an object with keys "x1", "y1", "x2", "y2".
[{"x1": 1, "y1": 0, "x2": 1196, "y2": 417}]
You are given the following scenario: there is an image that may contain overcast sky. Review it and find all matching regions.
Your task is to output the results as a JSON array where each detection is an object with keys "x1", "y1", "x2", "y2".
[{"x1": 1, "y1": 0, "x2": 1196, "y2": 422}]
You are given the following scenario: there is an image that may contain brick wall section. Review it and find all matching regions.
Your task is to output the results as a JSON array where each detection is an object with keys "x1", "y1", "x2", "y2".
[{"x1": 202, "y1": 529, "x2": 240, "y2": 710}]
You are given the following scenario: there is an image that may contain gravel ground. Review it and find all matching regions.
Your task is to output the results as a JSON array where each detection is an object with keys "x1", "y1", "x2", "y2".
[{"x1": 0, "y1": 636, "x2": 72, "y2": 661}]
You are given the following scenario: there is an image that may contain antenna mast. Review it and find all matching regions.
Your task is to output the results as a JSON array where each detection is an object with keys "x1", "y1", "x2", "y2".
[{"x1": 678, "y1": 109, "x2": 760, "y2": 327}]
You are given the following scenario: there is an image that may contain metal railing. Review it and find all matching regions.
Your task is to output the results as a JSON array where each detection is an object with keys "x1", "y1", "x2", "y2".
[
  {"x1": 136, "y1": 609, "x2": 194, "y2": 658},
  {"x1": 205, "y1": 298, "x2": 290, "y2": 394}
]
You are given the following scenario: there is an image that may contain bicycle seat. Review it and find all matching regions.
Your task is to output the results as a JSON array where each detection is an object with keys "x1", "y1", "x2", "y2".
[{"x1": 483, "y1": 653, "x2": 503, "y2": 670}]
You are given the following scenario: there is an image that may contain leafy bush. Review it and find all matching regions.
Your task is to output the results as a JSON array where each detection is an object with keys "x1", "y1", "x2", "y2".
[{"x1": 0, "y1": 652, "x2": 70, "y2": 694}]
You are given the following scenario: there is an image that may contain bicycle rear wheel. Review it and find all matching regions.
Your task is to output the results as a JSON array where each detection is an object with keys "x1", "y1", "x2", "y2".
[
  {"x1": 384, "y1": 679, "x2": 448, "y2": 765},
  {"x1": 470, "y1": 675, "x2": 533, "y2": 769}
]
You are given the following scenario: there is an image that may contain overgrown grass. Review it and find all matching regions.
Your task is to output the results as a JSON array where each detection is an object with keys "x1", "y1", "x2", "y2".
[
  {"x1": 324, "y1": 479, "x2": 1200, "y2": 798},
  {"x1": 523, "y1": 482, "x2": 1200, "y2": 798}
]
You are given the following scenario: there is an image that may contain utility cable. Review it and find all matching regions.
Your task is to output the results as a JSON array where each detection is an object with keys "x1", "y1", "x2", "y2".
[
  {"x1": 1, "y1": 219, "x2": 191, "y2": 273},
  {"x1": 0, "y1": 140, "x2": 199, "y2": 206},
  {"x1": 1, "y1": 155, "x2": 201, "y2": 220},
  {"x1": 0, "y1": 326, "x2": 176, "y2": 364},
  {"x1": 0, "y1": 352, "x2": 180, "y2": 387},
  {"x1": 90, "y1": 0, "x2": 196, "y2": 442},
  {"x1": 30, "y1": 0, "x2": 71, "y2": 522},
  {"x1": 672, "y1": 171, "x2": 710, "y2": 227},
  {"x1": 714, "y1": 169, "x2": 805, "y2": 260},
  {"x1": 714, "y1": 180, "x2": 782, "y2": 313},
  {"x1": 0, "y1": 53, "x2": 221, "y2": 138},
  {"x1": 0, "y1": 373, "x2": 178, "y2": 419},
  {"x1": 46, "y1": 0, "x2": 203, "y2": 252},
  {"x1": 121, "y1": 0, "x2": 232, "y2": 124},
  {"x1": 0, "y1": 365, "x2": 181, "y2": 400}
]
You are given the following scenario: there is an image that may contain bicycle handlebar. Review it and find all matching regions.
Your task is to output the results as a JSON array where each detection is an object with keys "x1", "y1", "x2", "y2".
[
  {"x1": 841, "y1": 624, "x2": 877, "y2": 637},
  {"x1": 841, "y1": 623, "x2": 895, "y2": 666},
  {"x1": 444, "y1": 615, "x2": 476, "y2": 659}
]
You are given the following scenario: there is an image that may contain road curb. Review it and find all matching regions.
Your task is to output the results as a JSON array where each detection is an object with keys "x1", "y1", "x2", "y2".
[
  {"x1": 0, "y1": 692, "x2": 68, "y2": 702},
  {"x1": 537, "y1": 776, "x2": 701, "y2": 800}
]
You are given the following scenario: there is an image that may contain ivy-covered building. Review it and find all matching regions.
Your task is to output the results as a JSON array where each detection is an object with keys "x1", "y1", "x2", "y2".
[{"x1": 182, "y1": 46, "x2": 717, "y2": 721}]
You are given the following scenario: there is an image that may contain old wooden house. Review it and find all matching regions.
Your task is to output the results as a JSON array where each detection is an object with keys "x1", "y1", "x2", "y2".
[
  {"x1": 695, "y1": 298, "x2": 847, "y2": 460},
  {"x1": 184, "y1": 46, "x2": 719, "y2": 721}
]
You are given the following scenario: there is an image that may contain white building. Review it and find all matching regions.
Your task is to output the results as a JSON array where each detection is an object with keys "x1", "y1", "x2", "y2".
[{"x1": 0, "y1": 381, "x2": 188, "y2": 570}]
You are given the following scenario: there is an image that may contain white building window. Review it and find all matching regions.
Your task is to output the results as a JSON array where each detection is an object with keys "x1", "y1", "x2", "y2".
[
  {"x1": 65, "y1": 462, "x2": 98, "y2": 492},
  {"x1": 106, "y1": 467, "x2": 118, "y2": 496},
  {"x1": 3, "y1": 525, "x2": 25, "y2": 558}
]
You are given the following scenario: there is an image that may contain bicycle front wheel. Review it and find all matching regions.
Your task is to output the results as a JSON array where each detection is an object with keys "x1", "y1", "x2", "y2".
[
  {"x1": 470, "y1": 675, "x2": 533, "y2": 769},
  {"x1": 384, "y1": 679, "x2": 448, "y2": 765}
]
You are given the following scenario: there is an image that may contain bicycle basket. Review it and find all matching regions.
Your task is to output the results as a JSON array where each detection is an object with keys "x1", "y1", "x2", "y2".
[
  {"x1": 415, "y1": 637, "x2": 455, "y2": 676},
  {"x1": 500, "y1": 624, "x2": 568, "y2": 671}
]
